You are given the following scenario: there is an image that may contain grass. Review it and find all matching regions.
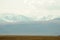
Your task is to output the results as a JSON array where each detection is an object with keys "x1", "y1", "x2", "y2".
[{"x1": 0, "y1": 35, "x2": 60, "y2": 40}]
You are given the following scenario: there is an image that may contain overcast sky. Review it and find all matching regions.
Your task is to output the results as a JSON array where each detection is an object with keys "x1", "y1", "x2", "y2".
[{"x1": 0, "y1": 0, "x2": 60, "y2": 18}]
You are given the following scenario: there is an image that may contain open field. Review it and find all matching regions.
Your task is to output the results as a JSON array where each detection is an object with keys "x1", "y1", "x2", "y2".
[{"x1": 0, "y1": 36, "x2": 60, "y2": 40}]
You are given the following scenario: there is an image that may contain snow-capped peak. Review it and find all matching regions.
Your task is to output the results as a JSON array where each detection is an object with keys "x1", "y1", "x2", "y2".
[
  {"x1": 0, "y1": 14, "x2": 32, "y2": 23},
  {"x1": 0, "y1": 13, "x2": 59, "y2": 23}
]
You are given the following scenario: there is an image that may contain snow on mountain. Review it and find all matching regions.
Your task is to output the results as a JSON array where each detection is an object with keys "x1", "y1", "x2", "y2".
[
  {"x1": 49, "y1": 17, "x2": 60, "y2": 24},
  {"x1": 0, "y1": 14, "x2": 33, "y2": 23},
  {"x1": 33, "y1": 15, "x2": 57, "y2": 21},
  {"x1": 0, "y1": 13, "x2": 60, "y2": 23}
]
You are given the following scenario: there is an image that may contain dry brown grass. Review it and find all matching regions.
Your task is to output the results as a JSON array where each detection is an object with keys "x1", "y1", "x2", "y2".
[{"x1": 0, "y1": 36, "x2": 60, "y2": 40}]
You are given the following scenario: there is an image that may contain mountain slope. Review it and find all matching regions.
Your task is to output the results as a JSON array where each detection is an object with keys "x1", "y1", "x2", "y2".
[
  {"x1": 0, "y1": 14, "x2": 33, "y2": 23},
  {"x1": 0, "y1": 13, "x2": 60, "y2": 23}
]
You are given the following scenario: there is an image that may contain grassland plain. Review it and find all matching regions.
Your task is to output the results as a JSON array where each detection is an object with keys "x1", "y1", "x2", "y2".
[{"x1": 0, "y1": 35, "x2": 60, "y2": 40}]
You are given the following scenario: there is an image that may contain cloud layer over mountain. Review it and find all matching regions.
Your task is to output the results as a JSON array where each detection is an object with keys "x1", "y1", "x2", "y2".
[{"x1": 0, "y1": 0, "x2": 60, "y2": 17}]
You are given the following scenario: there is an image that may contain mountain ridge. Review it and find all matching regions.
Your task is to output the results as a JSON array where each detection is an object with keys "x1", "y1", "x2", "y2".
[{"x1": 0, "y1": 13, "x2": 60, "y2": 23}]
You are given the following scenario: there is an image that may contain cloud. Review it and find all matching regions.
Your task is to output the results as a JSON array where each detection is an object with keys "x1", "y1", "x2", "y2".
[{"x1": 0, "y1": 0, "x2": 60, "y2": 18}]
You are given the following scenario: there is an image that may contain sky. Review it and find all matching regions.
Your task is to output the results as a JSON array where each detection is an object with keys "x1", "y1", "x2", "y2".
[
  {"x1": 0, "y1": 0, "x2": 60, "y2": 33},
  {"x1": 0, "y1": 0, "x2": 60, "y2": 18}
]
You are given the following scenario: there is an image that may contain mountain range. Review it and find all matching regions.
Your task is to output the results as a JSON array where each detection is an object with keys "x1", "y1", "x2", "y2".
[
  {"x1": 0, "y1": 14, "x2": 33, "y2": 23},
  {"x1": 0, "y1": 13, "x2": 60, "y2": 36},
  {"x1": 0, "y1": 14, "x2": 60, "y2": 23}
]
